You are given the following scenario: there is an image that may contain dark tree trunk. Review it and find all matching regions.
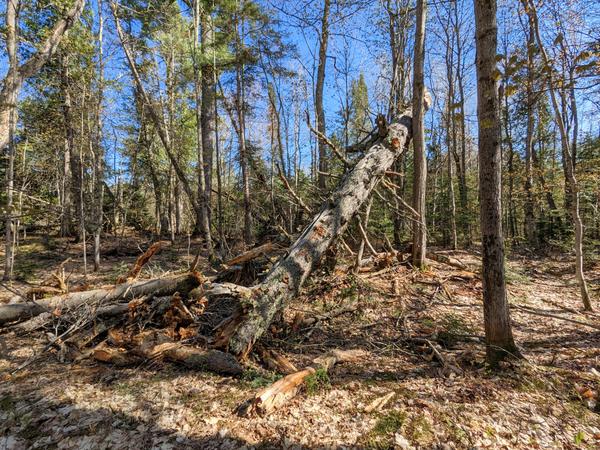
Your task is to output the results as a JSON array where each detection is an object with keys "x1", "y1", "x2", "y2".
[
  {"x1": 200, "y1": 8, "x2": 215, "y2": 251},
  {"x1": 474, "y1": 0, "x2": 520, "y2": 366},
  {"x1": 315, "y1": 0, "x2": 330, "y2": 190},
  {"x1": 60, "y1": 56, "x2": 83, "y2": 243}
]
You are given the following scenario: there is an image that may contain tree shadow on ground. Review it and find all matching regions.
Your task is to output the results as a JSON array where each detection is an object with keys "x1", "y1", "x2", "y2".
[{"x1": 0, "y1": 387, "x2": 328, "y2": 449}]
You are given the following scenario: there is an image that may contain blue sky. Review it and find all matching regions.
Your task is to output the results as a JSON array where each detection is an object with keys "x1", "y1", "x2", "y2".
[{"x1": 1, "y1": 0, "x2": 599, "y2": 179}]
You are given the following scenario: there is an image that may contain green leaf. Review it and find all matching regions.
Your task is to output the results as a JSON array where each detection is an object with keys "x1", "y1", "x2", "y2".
[{"x1": 574, "y1": 431, "x2": 585, "y2": 445}]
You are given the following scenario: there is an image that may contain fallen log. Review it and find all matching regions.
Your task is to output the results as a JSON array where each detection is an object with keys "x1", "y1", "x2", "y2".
[
  {"x1": 427, "y1": 252, "x2": 468, "y2": 270},
  {"x1": 223, "y1": 242, "x2": 276, "y2": 267},
  {"x1": 94, "y1": 329, "x2": 243, "y2": 375},
  {"x1": 237, "y1": 349, "x2": 364, "y2": 416},
  {"x1": 0, "y1": 273, "x2": 201, "y2": 326},
  {"x1": 155, "y1": 344, "x2": 242, "y2": 375},
  {"x1": 0, "y1": 303, "x2": 47, "y2": 326},
  {"x1": 512, "y1": 304, "x2": 600, "y2": 331},
  {"x1": 222, "y1": 108, "x2": 420, "y2": 357}
]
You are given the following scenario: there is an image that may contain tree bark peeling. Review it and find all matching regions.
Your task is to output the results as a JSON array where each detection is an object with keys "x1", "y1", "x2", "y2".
[{"x1": 223, "y1": 113, "x2": 414, "y2": 357}]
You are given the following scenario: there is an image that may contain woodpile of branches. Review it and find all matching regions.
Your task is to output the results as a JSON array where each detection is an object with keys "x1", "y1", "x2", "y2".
[{"x1": 1, "y1": 242, "x2": 286, "y2": 376}]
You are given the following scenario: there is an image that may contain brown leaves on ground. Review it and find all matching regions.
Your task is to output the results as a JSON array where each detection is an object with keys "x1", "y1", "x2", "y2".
[{"x1": 1, "y1": 242, "x2": 600, "y2": 449}]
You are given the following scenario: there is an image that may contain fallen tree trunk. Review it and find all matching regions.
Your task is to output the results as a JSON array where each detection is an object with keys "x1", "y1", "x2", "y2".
[
  {"x1": 223, "y1": 111, "x2": 417, "y2": 357},
  {"x1": 0, "y1": 303, "x2": 48, "y2": 326},
  {"x1": 428, "y1": 252, "x2": 468, "y2": 270},
  {"x1": 0, "y1": 273, "x2": 201, "y2": 326}
]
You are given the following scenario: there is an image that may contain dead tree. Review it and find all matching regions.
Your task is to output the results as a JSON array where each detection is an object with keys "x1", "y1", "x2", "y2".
[
  {"x1": 0, "y1": 274, "x2": 200, "y2": 326},
  {"x1": 220, "y1": 108, "x2": 423, "y2": 357}
]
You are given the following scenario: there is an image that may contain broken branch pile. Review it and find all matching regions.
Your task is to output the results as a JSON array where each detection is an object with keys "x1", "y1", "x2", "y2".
[{"x1": 0, "y1": 108, "x2": 418, "y2": 376}]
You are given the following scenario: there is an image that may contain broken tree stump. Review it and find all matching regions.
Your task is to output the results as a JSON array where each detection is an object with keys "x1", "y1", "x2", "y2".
[
  {"x1": 223, "y1": 242, "x2": 276, "y2": 267},
  {"x1": 237, "y1": 349, "x2": 364, "y2": 416},
  {"x1": 116, "y1": 241, "x2": 164, "y2": 284}
]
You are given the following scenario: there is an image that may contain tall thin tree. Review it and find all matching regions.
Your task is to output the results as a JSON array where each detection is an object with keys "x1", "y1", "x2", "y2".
[
  {"x1": 474, "y1": 0, "x2": 521, "y2": 365},
  {"x1": 522, "y1": 0, "x2": 592, "y2": 311},
  {"x1": 412, "y1": 0, "x2": 427, "y2": 267},
  {"x1": 315, "y1": 0, "x2": 331, "y2": 190}
]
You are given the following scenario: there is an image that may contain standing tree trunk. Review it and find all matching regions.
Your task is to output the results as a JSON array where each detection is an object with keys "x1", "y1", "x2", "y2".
[
  {"x1": 92, "y1": 0, "x2": 105, "y2": 271},
  {"x1": 411, "y1": 0, "x2": 427, "y2": 268},
  {"x1": 452, "y1": 1, "x2": 470, "y2": 246},
  {"x1": 60, "y1": 123, "x2": 73, "y2": 237},
  {"x1": 315, "y1": 0, "x2": 331, "y2": 190},
  {"x1": 60, "y1": 55, "x2": 83, "y2": 244},
  {"x1": 3, "y1": 0, "x2": 19, "y2": 281},
  {"x1": 523, "y1": 14, "x2": 536, "y2": 247},
  {"x1": 532, "y1": 119, "x2": 560, "y2": 238},
  {"x1": 523, "y1": 0, "x2": 592, "y2": 311},
  {"x1": 442, "y1": 11, "x2": 458, "y2": 250},
  {"x1": 235, "y1": 7, "x2": 253, "y2": 247},
  {"x1": 474, "y1": 0, "x2": 520, "y2": 366},
  {"x1": 191, "y1": 0, "x2": 213, "y2": 253},
  {"x1": 59, "y1": 55, "x2": 74, "y2": 239},
  {"x1": 447, "y1": 149, "x2": 458, "y2": 250},
  {"x1": 501, "y1": 68, "x2": 518, "y2": 242},
  {"x1": 201, "y1": 9, "x2": 215, "y2": 229},
  {"x1": 386, "y1": 0, "x2": 412, "y2": 248}
]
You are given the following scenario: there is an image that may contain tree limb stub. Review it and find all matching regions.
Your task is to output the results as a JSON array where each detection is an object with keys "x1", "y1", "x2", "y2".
[
  {"x1": 237, "y1": 349, "x2": 364, "y2": 416},
  {"x1": 116, "y1": 242, "x2": 164, "y2": 284},
  {"x1": 224, "y1": 111, "x2": 414, "y2": 358},
  {"x1": 223, "y1": 242, "x2": 276, "y2": 267}
]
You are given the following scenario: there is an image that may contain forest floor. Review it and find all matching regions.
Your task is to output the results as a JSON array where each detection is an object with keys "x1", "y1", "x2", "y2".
[{"x1": 1, "y1": 234, "x2": 600, "y2": 449}]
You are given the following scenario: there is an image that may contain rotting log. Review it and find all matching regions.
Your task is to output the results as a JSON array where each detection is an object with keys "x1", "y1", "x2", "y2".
[
  {"x1": 0, "y1": 273, "x2": 201, "y2": 326},
  {"x1": 152, "y1": 344, "x2": 243, "y2": 375},
  {"x1": 237, "y1": 349, "x2": 364, "y2": 416},
  {"x1": 222, "y1": 109, "x2": 420, "y2": 358},
  {"x1": 94, "y1": 329, "x2": 242, "y2": 375}
]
